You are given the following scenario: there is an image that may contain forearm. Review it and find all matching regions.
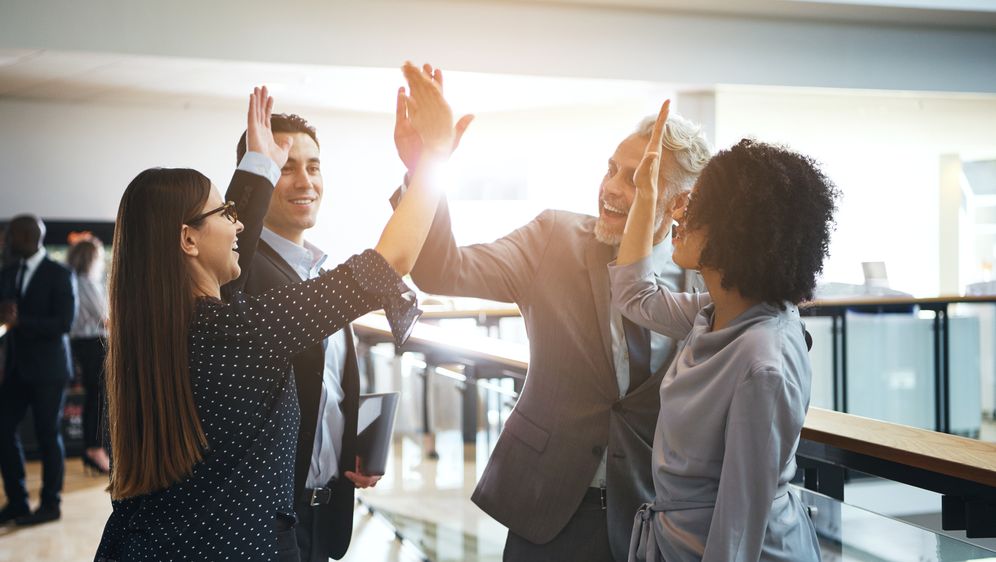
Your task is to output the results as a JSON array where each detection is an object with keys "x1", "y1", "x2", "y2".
[
  {"x1": 221, "y1": 156, "x2": 278, "y2": 297},
  {"x1": 375, "y1": 150, "x2": 447, "y2": 275},
  {"x1": 608, "y1": 257, "x2": 707, "y2": 339},
  {"x1": 616, "y1": 191, "x2": 656, "y2": 265}
]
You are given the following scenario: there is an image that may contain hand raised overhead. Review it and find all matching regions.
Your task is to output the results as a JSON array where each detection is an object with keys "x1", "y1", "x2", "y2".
[
  {"x1": 245, "y1": 86, "x2": 293, "y2": 169},
  {"x1": 400, "y1": 62, "x2": 456, "y2": 157},
  {"x1": 634, "y1": 99, "x2": 671, "y2": 202},
  {"x1": 395, "y1": 64, "x2": 474, "y2": 173}
]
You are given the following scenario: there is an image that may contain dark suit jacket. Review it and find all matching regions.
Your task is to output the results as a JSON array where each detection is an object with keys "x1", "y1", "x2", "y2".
[
  {"x1": 1, "y1": 256, "x2": 77, "y2": 384},
  {"x1": 400, "y1": 193, "x2": 703, "y2": 562},
  {"x1": 222, "y1": 195, "x2": 359, "y2": 560}
]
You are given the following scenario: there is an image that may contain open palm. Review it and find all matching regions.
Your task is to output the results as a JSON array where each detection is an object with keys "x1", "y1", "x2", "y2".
[
  {"x1": 246, "y1": 86, "x2": 293, "y2": 168},
  {"x1": 395, "y1": 64, "x2": 474, "y2": 173}
]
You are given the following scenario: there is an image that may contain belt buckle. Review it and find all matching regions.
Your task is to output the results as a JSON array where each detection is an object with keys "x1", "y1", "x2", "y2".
[{"x1": 310, "y1": 488, "x2": 321, "y2": 507}]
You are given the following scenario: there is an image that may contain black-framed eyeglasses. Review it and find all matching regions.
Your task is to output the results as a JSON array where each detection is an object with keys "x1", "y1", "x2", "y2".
[{"x1": 187, "y1": 201, "x2": 238, "y2": 225}]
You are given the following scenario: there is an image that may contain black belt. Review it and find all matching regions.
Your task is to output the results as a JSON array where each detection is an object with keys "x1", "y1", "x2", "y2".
[
  {"x1": 300, "y1": 481, "x2": 336, "y2": 507},
  {"x1": 585, "y1": 486, "x2": 607, "y2": 510}
]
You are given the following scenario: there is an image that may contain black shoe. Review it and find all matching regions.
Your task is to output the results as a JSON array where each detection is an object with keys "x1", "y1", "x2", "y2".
[
  {"x1": 0, "y1": 504, "x2": 30, "y2": 525},
  {"x1": 15, "y1": 505, "x2": 60, "y2": 526}
]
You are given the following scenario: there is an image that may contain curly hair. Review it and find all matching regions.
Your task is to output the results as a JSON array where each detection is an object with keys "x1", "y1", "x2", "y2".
[{"x1": 683, "y1": 139, "x2": 839, "y2": 307}]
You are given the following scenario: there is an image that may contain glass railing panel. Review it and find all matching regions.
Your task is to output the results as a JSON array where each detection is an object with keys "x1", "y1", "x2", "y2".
[{"x1": 799, "y1": 487, "x2": 996, "y2": 561}]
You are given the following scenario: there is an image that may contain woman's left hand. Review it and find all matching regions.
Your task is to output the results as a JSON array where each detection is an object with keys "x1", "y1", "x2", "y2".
[
  {"x1": 246, "y1": 85, "x2": 293, "y2": 169},
  {"x1": 633, "y1": 99, "x2": 670, "y2": 202}
]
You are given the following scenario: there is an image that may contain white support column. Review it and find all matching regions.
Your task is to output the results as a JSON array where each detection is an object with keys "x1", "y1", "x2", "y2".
[{"x1": 939, "y1": 154, "x2": 964, "y2": 295}]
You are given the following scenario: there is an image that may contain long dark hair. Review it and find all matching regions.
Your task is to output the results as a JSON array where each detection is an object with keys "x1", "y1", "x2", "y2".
[{"x1": 106, "y1": 168, "x2": 212, "y2": 499}]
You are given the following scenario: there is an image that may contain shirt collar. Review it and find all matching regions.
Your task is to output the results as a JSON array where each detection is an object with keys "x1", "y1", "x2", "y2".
[
  {"x1": 261, "y1": 227, "x2": 327, "y2": 277},
  {"x1": 24, "y1": 248, "x2": 46, "y2": 271},
  {"x1": 649, "y1": 231, "x2": 674, "y2": 273},
  {"x1": 610, "y1": 232, "x2": 674, "y2": 274}
]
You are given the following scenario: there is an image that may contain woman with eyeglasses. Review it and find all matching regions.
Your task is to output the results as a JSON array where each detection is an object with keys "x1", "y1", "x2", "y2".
[
  {"x1": 95, "y1": 63, "x2": 453, "y2": 562},
  {"x1": 610, "y1": 102, "x2": 835, "y2": 561}
]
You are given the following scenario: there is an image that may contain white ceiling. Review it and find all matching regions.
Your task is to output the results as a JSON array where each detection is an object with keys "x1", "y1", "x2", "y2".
[
  {"x1": 0, "y1": 49, "x2": 677, "y2": 114},
  {"x1": 1, "y1": 0, "x2": 994, "y2": 113},
  {"x1": 528, "y1": 0, "x2": 996, "y2": 27}
]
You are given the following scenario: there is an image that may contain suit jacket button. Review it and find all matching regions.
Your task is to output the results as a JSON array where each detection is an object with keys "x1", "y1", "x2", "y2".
[{"x1": 592, "y1": 446, "x2": 603, "y2": 457}]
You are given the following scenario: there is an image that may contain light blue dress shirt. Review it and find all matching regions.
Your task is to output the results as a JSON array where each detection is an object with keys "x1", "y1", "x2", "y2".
[
  {"x1": 238, "y1": 151, "x2": 281, "y2": 187},
  {"x1": 260, "y1": 227, "x2": 349, "y2": 488}
]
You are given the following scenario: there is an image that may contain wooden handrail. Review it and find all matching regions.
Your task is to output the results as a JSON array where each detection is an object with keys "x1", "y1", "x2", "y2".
[
  {"x1": 353, "y1": 314, "x2": 528, "y2": 370},
  {"x1": 374, "y1": 294, "x2": 996, "y2": 321},
  {"x1": 803, "y1": 295, "x2": 996, "y2": 308},
  {"x1": 801, "y1": 407, "x2": 996, "y2": 488},
  {"x1": 355, "y1": 313, "x2": 996, "y2": 489}
]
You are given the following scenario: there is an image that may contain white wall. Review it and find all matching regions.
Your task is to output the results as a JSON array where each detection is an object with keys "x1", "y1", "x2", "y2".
[
  {"x1": 0, "y1": 97, "x2": 399, "y2": 260},
  {"x1": 0, "y1": 92, "x2": 672, "y2": 265},
  {"x1": 713, "y1": 87, "x2": 996, "y2": 296}
]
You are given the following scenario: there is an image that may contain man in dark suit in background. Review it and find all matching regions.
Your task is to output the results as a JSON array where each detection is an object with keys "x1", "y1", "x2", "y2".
[
  {"x1": 225, "y1": 114, "x2": 380, "y2": 561},
  {"x1": 0, "y1": 215, "x2": 76, "y2": 526}
]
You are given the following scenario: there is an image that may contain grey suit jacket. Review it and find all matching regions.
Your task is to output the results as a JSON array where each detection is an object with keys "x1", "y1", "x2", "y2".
[{"x1": 405, "y1": 195, "x2": 702, "y2": 562}]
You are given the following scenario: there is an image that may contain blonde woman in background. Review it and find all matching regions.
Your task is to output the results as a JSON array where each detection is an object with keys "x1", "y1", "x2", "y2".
[{"x1": 66, "y1": 234, "x2": 110, "y2": 475}]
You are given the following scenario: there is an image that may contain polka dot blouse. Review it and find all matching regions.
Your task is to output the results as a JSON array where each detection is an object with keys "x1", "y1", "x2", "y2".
[{"x1": 95, "y1": 249, "x2": 420, "y2": 561}]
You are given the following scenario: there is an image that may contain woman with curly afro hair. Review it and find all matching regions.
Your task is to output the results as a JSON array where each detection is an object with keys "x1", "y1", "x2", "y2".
[{"x1": 609, "y1": 101, "x2": 837, "y2": 562}]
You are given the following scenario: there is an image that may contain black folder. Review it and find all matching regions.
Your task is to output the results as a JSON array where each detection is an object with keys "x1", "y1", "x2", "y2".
[{"x1": 356, "y1": 392, "x2": 400, "y2": 476}]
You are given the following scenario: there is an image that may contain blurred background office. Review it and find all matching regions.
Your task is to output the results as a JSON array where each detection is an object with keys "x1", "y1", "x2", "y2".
[{"x1": 1, "y1": 0, "x2": 996, "y2": 561}]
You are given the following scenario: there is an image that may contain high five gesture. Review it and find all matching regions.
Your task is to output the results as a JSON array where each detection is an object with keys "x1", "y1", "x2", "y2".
[{"x1": 617, "y1": 99, "x2": 671, "y2": 266}]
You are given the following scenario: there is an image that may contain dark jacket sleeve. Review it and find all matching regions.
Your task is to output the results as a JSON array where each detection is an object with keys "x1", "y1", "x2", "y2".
[
  {"x1": 16, "y1": 262, "x2": 76, "y2": 338},
  {"x1": 390, "y1": 187, "x2": 555, "y2": 305},
  {"x1": 221, "y1": 169, "x2": 275, "y2": 299}
]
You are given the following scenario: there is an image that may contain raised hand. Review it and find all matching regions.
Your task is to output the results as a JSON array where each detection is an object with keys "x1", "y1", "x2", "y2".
[
  {"x1": 245, "y1": 86, "x2": 293, "y2": 169},
  {"x1": 396, "y1": 63, "x2": 472, "y2": 171},
  {"x1": 616, "y1": 99, "x2": 670, "y2": 266},
  {"x1": 633, "y1": 99, "x2": 670, "y2": 202}
]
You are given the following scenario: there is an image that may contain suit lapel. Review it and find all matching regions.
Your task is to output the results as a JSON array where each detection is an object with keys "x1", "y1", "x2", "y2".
[
  {"x1": 21, "y1": 258, "x2": 47, "y2": 302},
  {"x1": 258, "y1": 241, "x2": 302, "y2": 284},
  {"x1": 585, "y1": 235, "x2": 618, "y2": 396},
  {"x1": 339, "y1": 327, "x2": 359, "y2": 474}
]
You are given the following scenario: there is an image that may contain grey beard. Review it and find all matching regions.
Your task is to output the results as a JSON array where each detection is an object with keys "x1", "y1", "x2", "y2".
[{"x1": 593, "y1": 213, "x2": 666, "y2": 246}]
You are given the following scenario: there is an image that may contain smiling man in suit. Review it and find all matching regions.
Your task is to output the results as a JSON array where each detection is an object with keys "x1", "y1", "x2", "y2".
[
  {"x1": 227, "y1": 114, "x2": 381, "y2": 562},
  {"x1": 0, "y1": 215, "x2": 76, "y2": 526},
  {"x1": 392, "y1": 70, "x2": 712, "y2": 561}
]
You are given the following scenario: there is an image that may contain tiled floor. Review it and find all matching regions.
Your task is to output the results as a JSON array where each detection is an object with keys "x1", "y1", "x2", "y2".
[
  {"x1": 0, "y1": 431, "x2": 499, "y2": 562},
  {"x1": 4, "y1": 420, "x2": 996, "y2": 562}
]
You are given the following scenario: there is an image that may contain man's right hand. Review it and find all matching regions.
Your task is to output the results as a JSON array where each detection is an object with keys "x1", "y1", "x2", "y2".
[
  {"x1": 395, "y1": 64, "x2": 474, "y2": 176},
  {"x1": 0, "y1": 301, "x2": 17, "y2": 328},
  {"x1": 246, "y1": 85, "x2": 293, "y2": 169}
]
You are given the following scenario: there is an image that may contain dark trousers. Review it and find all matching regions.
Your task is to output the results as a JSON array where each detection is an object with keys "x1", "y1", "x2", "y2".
[
  {"x1": 294, "y1": 500, "x2": 329, "y2": 562},
  {"x1": 275, "y1": 512, "x2": 302, "y2": 562},
  {"x1": 0, "y1": 374, "x2": 67, "y2": 508},
  {"x1": 503, "y1": 487, "x2": 614, "y2": 562},
  {"x1": 71, "y1": 337, "x2": 106, "y2": 449}
]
